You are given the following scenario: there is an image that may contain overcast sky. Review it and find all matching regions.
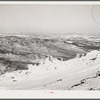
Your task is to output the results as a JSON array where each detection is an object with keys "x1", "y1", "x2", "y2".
[{"x1": 0, "y1": 4, "x2": 100, "y2": 34}]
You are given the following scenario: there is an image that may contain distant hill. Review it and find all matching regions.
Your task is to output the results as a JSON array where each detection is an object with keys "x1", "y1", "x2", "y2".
[{"x1": 0, "y1": 35, "x2": 100, "y2": 74}]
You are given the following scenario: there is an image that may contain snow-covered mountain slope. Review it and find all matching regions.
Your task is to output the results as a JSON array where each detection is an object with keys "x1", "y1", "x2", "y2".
[{"x1": 0, "y1": 50, "x2": 100, "y2": 90}]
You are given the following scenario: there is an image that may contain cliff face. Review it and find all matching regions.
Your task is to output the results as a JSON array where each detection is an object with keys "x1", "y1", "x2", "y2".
[{"x1": 0, "y1": 35, "x2": 100, "y2": 74}]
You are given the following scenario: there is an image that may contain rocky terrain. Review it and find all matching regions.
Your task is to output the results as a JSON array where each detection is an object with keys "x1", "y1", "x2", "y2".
[{"x1": 0, "y1": 35, "x2": 100, "y2": 75}]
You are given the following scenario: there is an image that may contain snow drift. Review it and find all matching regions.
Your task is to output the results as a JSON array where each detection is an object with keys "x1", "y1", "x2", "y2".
[{"x1": 0, "y1": 50, "x2": 100, "y2": 90}]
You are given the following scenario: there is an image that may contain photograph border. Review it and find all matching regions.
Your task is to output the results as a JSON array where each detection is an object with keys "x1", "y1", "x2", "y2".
[{"x1": 0, "y1": 0, "x2": 100, "y2": 99}]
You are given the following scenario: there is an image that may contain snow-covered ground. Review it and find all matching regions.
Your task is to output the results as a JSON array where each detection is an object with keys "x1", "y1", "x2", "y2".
[{"x1": 0, "y1": 50, "x2": 100, "y2": 90}]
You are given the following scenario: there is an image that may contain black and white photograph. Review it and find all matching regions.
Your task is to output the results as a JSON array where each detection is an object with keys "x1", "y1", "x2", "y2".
[{"x1": 0, "y1": 1, "x2": 100, "y2": 92}]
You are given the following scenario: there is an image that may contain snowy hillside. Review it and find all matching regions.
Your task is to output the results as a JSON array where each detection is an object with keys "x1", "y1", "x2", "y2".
[{"x1": 0, "y1": 50, "x2": 100, "y2": 90}]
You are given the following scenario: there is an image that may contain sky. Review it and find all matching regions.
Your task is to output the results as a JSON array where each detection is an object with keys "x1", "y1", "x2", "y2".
[{"x1": 0, "y1": 4, "x2": 100, "y2": 34}]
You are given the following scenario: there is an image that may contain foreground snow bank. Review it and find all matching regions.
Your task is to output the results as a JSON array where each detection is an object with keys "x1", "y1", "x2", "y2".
[{"x1": 0, "y1": 50, "x2": 100, "y2": 90}]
